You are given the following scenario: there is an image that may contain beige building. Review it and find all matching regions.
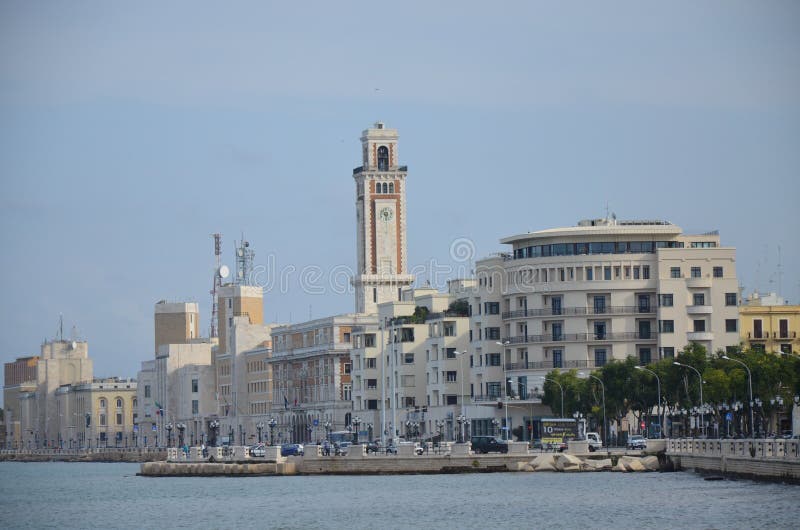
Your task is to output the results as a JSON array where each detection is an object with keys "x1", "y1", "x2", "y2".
[
  {"x1": 3, "y1": 355, "x2": 39, "y2": 448},
  {"x1": 269, "y1": 314, "x2": 373, "y2": 444},
  {"x1": 154, "y1": 301, "x2": 199, "y2": 353},
  {"x1": 740, "y1": 292, "x2": 799, "y2": 354},
  {"x1": 64, "y1": 377, "x2": 137, "y2": 448}
]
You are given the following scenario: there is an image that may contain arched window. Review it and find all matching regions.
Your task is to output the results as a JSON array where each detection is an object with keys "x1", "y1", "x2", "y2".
[
  {"x1": 388, "y1": 182, "x2": 394, "y2": 194},
  {"x1": 382, "y1": 182, "x2": 388, "y2": 194},
  {"x1": 116, "y1": 398, "x2": 123, "y2": 408},
  {"x1": 132, "y1": 398, "x2": 137, "y2": 409},
  {"x1": 99, "y1": 398, "x2": 106, "y2": 409},
  {"x1": 377, "y1": 146, "x2": 389, "y2": 170}
]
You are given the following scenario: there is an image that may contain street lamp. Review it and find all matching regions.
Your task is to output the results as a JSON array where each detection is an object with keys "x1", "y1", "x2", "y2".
[
  {"x1": 209, "y1": 419, "x2": 220, "y2": 447},
  {"x1": 269, "y1": 418, "x2": 278, "y2": 446},
  {"x1": 176, "y1": 422, "x2": 186, "y2": 448},
  {"x1": 165, "y1": 423, "x2": 173, "y2": 448},
  {"x1": 541, "y1": 376, "x2": 564, "y2": 418},
  {"x1": 454, "y1": 350, "x2": 469, "y2": 431},
  {"x1": 256, "y1": 421, "x2": 265, "y2": 444},
  {"x1": 673, "y1": 362, "x2": 704, "y2": 437},
  {"x1": 456, "y1": 414, "x2": 467, "y2": 443},
  {"x1": 635, "y1": 366, "x2": 664, "y2": 438},
  {"x1": 352, "y1": 416, "x2": 362, "y2": 444},
  {"x1": 578, "y1": 372, "x2": 606, "y2": 447},
  {"x1": 491, "y1": 418, "x2": 501, "y2": 438},
  {"x1": 434, "y1": 419, "x2": 445, "y2": 442},
  {"x1": 323, "y1": 420, "x2": 331, "y2": 443},
  {"x1": 572, "y1": 411, "x2": 584, "y2": 439},
  {"x1": 722, "y1": 355, "x2": 754, "y2": 438}
]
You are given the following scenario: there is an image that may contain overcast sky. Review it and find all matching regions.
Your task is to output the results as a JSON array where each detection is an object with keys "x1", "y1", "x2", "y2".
[{"x1": 1, "y1": 1, "x2": 798, "y2": 391}]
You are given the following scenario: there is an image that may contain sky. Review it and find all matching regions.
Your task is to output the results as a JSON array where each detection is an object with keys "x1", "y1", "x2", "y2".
[{"x1": 1, "y1": 1, "x2": 798, "y2": 390}]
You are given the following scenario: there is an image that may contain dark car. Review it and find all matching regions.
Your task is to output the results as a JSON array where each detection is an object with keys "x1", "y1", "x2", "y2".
[
  {"x1": 365, "y1": 441, "x2": 381, "y2": 454},
  {"x1": 280, "y1": 443, "x2": 304, "y2": 456},
  {"x1": 470, "y1": 436, "x2": 509, "y2": 454}
]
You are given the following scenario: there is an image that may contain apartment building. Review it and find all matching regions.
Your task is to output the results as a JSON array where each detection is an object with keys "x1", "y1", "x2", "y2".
[{"x1": 740, "y1": 292, "x2": 799, "y2": 354}]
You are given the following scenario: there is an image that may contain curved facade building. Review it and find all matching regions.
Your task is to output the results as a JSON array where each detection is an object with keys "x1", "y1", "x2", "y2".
[{"x1": 469, "y1": 218, "x2": 740, "y2": 402}]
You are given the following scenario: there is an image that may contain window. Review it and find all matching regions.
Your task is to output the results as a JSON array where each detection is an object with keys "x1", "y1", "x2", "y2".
[
  {"x1": 191, "y1": 379, "x2": 199, "y2": 393},
  {"x1": 780, "y1": 344, "x2": 793, "y2": 354},
  {"x1": 693, "y1": 320, "x2": 706, "y2": 332},
  {"x1": 642, "y1": 266, "x2": 650, "y2": 280},
  {"x1": 725, "y1": 293, "x2": 737, "y2": 306},
  {"x1": 344, "y1": 384, "x2": 352, "y2": 401},
  {"x1": 445, "y1": 395, "x2": 458, "y2": 405},
  {"x1": 552, "y1": 350, "x2": 563, "y2": 368},
  {"x1": 691, "y1": 267, "x2": 701, "y2": 278},
  {"x1": 593, "y1": 321, "x2": 607, "y2": 340},
  {"x1": 551, "y1": 323, "x2": 563, "y2": 341},
  {"x1": 100, "y1": 414, "x2": 107, "y2": 427},
  {"x1": 388, "y1": 182, "x2": 394, "y2": 193},
  {"x1": 660, "y1": 347, "x2": 675, "y2": 359},
  {"x1": 367, "y1": 379, "x2": 377, "y2": 389},
  {"x1": 116, "y1": 413, "x2": 122, "y2": 425},
  {"x1": 404, "y1": 353, "x2": 414, "y2": 364},
  {"x1": 144, "y1": 385, "x2": 151, "y2": 398},
  {"x1": 659, "y1": 294, "x2": 673, "y2": 307},
  {"x1": 364, "y1": 334, "x2": 376, "y2": 347},
  {"x1": 116, "y1": 398, "x2": 123, "y2": 408},
  {"x1": 444, "y1": 323, "x2": 455, "y2": 336},
  {"x1": 585, "y1": 267, "x2": 593, "y2": 281},
  {"x1": 486, "y1": 327, "x2": 501, "y2": 340},
  {"x1": 488, "y1": 353, "x2": 501, "y2": 366},
  {"x1": 779, "y1": 319, "x2": 789, "y2": 338},
  {"x1": 366, "y1": 358, "x2": 377, "y2": 369},
  {"x1": 639, "y1": 348, "x2": 651, "y2": 365},
  {"x1": 99, "y1": 398, "x2": 106, "y2": 409},
  {"x1": 633, "y1": 267, "x2": 640, "y2": 280},
  {"x1": 367, "y1": 399, "x2": 378, "y2": 410},
  {"x1": 377, "y1": 146, "x2": 389, "y2": 170},
  {"x1": 446, "y1": 371, "x2": 457, "y2": 382},
  {"x1": 713, "y1": 266, "x2": 723, "y2": 278},
  {"x1": 670, "y1": 267, "x2": 681, "y2": 279},
  {"x1": 604, "y1": 266, "x2": 611, "y2": 280},
  {"x1": 343, "y1": 332, "x2": 351, "y2": 343},
  {"x1": 485, "y1": 302, "x2": 500, "y2": 315},
  {"x1": 344, "y1": 362, "x2": 352, "y2": 374},
  {"x1": 401, "y1": 328, "x2": 415, "y2": 342},
  {"x1": 725, "y1": 319, "x2": 738, "y2": 333},
  {"x1": 659, "y1": 320, "x2": 674, "y2": 333},
  {"x1": 638, "y1": 295, "x2": 651, "y2": 313},
  {"x1": 693, "y1": 293, "x2": 705, "y2": 306},
  {"x1": 594, "y1": 349, "x2": 607, "y2": 367},
  {"x1": 487, "y1": 382, "x2": 501, "y2": 399},
  {"x1": 446, "y1": 348, "x2": 457, "y2": 359}
]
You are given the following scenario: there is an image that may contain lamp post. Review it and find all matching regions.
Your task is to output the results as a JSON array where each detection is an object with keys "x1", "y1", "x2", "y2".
[
  {"x1": 256, "y1": 421, "x2": 265, "y2": 444},
  {"x1": 352, "y1": 416, "x2": 361, "y2": 444},
  {"x1": 228, "y1": 426, "x2": 234, "y2": 446},
  {"x1": 541, "y1": 376, "x2": 564, "y2": 418},
  {"x1": 635, "y1": 366, "x2": 663, "y2": 439},
  {"x1": 269, "y1": 418, "x2": 277, "y2": 446},
  {"x1": 579, "y1": 372, "x2": 606, "y2": 447},
  {"x1": 176, "y1": 422, "x2": 186, "y2": 447},
  {"x1": 455, "y1": 350, "x2": 469, "y2": 437},
  {"x1": 456, "y1": 414, "x2": 466, "y2": 443},
  {"x1": 435, "y1": 420, "x2": 445, "y2": 442},
  {"x1": 491, "y1": 418, "x2": 500, "y2": 438},
  {"x1": 209, "y1": 419, "x2": 220, "y2": 447},
  {"x1": 722, "y1": 355, "x2": 754, "y2": 438},
  {"x1": 165, "y1": 423, "x2": 173, "y2": 448},
  {"x1": 323, "y1": 420, "x2": 331, "y2": 443},
  {"x1": 572, "y1": 411, "x2": 585, "y2": 439},
  {"x1": 674, "y1": 362, "x2": 704, "y2": 437}
]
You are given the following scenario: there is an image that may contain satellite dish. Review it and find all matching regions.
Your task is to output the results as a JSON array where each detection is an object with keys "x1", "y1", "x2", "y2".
[{"x1": 218, "y1": 265, "x2": 230, "y2": 279}]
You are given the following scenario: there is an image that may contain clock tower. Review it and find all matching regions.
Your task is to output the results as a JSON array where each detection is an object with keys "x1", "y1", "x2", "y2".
[{"x1": 352, "y1": 122, "x2": 414, "y2": 314}]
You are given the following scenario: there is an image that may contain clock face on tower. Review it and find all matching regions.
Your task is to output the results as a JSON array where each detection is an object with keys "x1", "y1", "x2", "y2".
[{"x1": 379, "y1": 206, "x2": 394, "y2": 222}]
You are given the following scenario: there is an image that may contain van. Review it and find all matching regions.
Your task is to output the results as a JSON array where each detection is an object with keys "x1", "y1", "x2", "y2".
[
  {"x1": 586, "y1": 432, "x2": 603, "y2": 451},
  {"x1": 470, "y1": 436, "x2": 508, "y2": 454}
]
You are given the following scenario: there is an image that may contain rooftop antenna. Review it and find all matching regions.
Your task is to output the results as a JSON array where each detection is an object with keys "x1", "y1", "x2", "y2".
[
  {"x1": 58, "y1": 313, "x2": 63, "y2": 341},
  {"x1": 210, "y1": 233, "x2": 227, "y2": 338},
  {"x1": 777, "y1": 244, "x2": 783, "y2": 297},
  {"x1": 235, "y1": 234, "x2": 255, "y2": 286}
]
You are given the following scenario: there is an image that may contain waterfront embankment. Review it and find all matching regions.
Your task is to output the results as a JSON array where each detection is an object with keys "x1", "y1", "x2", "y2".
[
  {"x1": 0, "y1": 448, "x2": 166, "y2": 463},
  {"x1": 667, "y1": 438, "x2": 800, "y2": 484}
]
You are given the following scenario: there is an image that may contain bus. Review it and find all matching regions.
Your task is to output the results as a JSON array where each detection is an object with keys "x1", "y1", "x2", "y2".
[{"x1": 328, "y1": 431, "x2": 355, "y2": 444}]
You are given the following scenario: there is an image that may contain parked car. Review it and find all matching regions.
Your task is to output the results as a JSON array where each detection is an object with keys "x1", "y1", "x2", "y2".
[
  {"x1": 413, "y1": 442, "x2": 424, "y2": 455},
  {"x1": 470, "y1": 436, "x2": 509, "y2": 454},
  {"x1": 586, "y1": 432, "x2": 603, "y2": 452},
  {"x1": 334, "y1": 441, "x2": 351, "y2": 456},
  {"x1": 627, "y1": 435, "x2": 647, "y2": 450},
  {"x1": 280, "y1": 443, "x2": 304, "y2": 456},
  {"x1": 530, "y1": 439, "x2": 543, "y2": 451},
  {"x1": 249, "y1": 444, "x2": 266, "y2": 457}
]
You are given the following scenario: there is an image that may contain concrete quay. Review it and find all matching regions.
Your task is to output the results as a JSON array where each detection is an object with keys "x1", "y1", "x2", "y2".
[
  {"x1": 138, "y1": 442, "x2": 665, "y2": 477},
  {"x1": 0, "y1": 448, "x2": 166, "y2": 463},
  {"x1": 666, "y1": 438, "x2": 800, "y2": 484}
]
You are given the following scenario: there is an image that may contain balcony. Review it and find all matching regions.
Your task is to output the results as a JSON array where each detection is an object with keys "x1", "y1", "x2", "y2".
[
  {"x1": 687, "y1": 332, "x2": 714, "y2": 341},
  {"x1": 747, "y1": 332, "x2": 768, "y2": 340},
  {"x1": 686, "y1": 305, "x2": 713, "y2": 315},
  {"x1": 503, "y1": 331, "x2": 658, "y2": 345},
  {"x1": 686, "y1": 277, "x2": 712, "y2": 288},
  {"x1": 505, "y1": 359, "x2": 600, "y2": 370},
  {"x1": 502, "y1": 305, "x2": 655, "y2": 319}
]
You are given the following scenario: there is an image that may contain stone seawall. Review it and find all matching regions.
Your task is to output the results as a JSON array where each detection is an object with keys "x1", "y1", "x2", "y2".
[
  {"x1": 0, "y1": 449, "x2": 166, "y2": 463},
  {"x1": 667, "y1": 438, "x2": 800, "y2": 484}
]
